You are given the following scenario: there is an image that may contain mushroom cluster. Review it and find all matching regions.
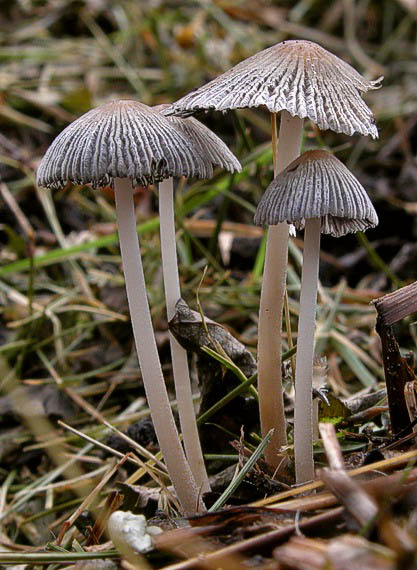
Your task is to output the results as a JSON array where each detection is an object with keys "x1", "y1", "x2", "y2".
[
  {"x1": 167, "y1": 39, "x2": 381, "y2": 479},
  {"x1": 37, "y1": 100, "x2": 241, "y2": 514},
  {"x1": 37, "y1": 37, "x2": 381, "y2": 514}
]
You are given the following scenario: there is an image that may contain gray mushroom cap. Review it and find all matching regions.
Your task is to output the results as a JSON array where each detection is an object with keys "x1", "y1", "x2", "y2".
[
  {"x1": 254, "y1": 150, "x2": 378, "y2": 237},
  {"x1": 166, "y1": 40, "x2": 382, "y2": 138},
  {"x1": 36, "y1": 100, "x2": 215, "y2": 190},
  {"x1": 154, "y1": 104, "x2": 241, "y2": 174}
]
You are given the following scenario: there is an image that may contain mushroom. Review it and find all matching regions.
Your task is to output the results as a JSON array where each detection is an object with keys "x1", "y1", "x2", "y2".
[
  {"x1": 37, "y1": 99, "x2": 216, "y2": 514},
  {"x1": 153, "y1": 104, "x2": 241, "y2": 493},
  {"x1": 254, "y1": 149, "x2": 378, "y2": 482},
  {"x1": 166, "y1": 39, "x2": 382, "y2": 467}
]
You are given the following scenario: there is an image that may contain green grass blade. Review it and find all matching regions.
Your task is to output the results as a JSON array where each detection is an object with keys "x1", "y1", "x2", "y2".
[{"x1": 208, "y1": 429, "x2": 273, "y2": 512}]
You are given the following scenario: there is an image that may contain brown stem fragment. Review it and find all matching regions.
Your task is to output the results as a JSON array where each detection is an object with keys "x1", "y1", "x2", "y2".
[
  {"x1": 373, "y1": 281, "x2": 417, "y2": 326},
  {"x1": 375, "y1": 315, "x2": 415, "y2": 436},
  {"x1": 373, "y1": 281, "x2": 417, "y2": 435}
]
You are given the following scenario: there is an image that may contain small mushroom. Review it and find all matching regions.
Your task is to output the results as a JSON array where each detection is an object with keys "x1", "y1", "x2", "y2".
[
  {"x1": 254, "y1": 149, "x2": 378, "y2": 482},
  {"x1": 153, "y1": 104, "x2": 241, "y2": 493},
  {"x1": 167, "y1": 39, "x2": 382, "y2": 468},
  {"x1": 37, "y1": 99, "x2": 215, "y2": 514},
  {"x1": 156, "y1": 104, "x2": 241, "y2": 173}
]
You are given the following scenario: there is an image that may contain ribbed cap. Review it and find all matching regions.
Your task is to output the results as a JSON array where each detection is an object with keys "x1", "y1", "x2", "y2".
[
  {"x1": 254, "y1": 150, "x2": 378, "y2": 237},
  {"x1": 167, "y1": 40, "x2": 382, "y2": 138},
  {"x1": 37, "y1": 100, "x2": 215, "y2": 190},
  {"x1": 154, "y1": 104, "x2": 241, "y2": 174}
]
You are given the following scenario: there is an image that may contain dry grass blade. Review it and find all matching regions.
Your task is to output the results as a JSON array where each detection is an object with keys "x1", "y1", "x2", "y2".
[
  {"x1": 319, "y1": 423, "x2": 379, "y2": 530},
  {"x1": 266, "y1": 467, "x2": 417, "y2": 513},
  {"x1": 318, "y1": 422, "x2": 345, "y2": 470},
  {"x1": 56, "y1": 454, "x2": 128, "y2": 544},
  {"x1": 252, "y1": 448, "x2": 417, "y2": 508},
  {"x1": 0, "y1": 182, "x2": 35, "y2": 241},
  {"x1": 58, "y1": 420, "x2": 178, "y2": 508}
]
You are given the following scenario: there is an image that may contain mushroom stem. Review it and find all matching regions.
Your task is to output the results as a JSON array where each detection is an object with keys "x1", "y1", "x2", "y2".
[
  {"x1": 158, "y1": 177, "x2": 211, "y2": 494},
  {"x1": 113, "y1": 177, "x2": 203, "y2": 515},
  {"x1": 258, "y1": 111, "x2": 303, "y2": 467},
  {"x1": 294, "y1": 217, "x2": 321, "y2": 483}
]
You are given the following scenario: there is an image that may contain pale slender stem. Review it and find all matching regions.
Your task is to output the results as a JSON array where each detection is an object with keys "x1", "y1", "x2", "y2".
[
  {"x1": 113, "y1": 178, "x2": 202, "y2": 515},
  {"x1": 312, "y1": 399, "x2": 319, "y2": 442},
  {"x1": 159, "y1": 178, "x2": 210, "y2": 494},
  {"x1": 284, "y1": 290, "x2": 296, "y2": 381},
  {"x1": 294, "y1": 218, "x2": 321, "y2": 483},
  {"x1": 258, "y1": 111, "x2": 303, "y2": 467},
  {"x1": 257, "y1": 223, "x2": 288, "y2": 463}
]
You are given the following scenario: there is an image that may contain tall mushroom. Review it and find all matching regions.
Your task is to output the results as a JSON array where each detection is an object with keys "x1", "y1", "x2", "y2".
[
  {"x1": 166, "y1": 39, "x2": 381, "y2": 467},
  {"x1": 254, "y1": 149, "x2": 378, "y2": 482},
  {"x1": 153, "y1": 104, "x2": 241, "y2": 493},
  {"x1": 36, "y1": 99, "x2": 216, "y2": 514}
]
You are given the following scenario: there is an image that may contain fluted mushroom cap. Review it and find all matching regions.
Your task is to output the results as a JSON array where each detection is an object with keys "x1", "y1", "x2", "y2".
[
  {"x1": 254, "y1": 150, "x2": 378, "y2": 237},
  {"x1": 167, "y1": 40, "x2": 382, "y2": 138},
  {"x1": 37, "y1": 100, "x2": 215, "y2": 190},
  {"x1": 154, "y1": 104, "x2": 241, "y2": 174}
]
